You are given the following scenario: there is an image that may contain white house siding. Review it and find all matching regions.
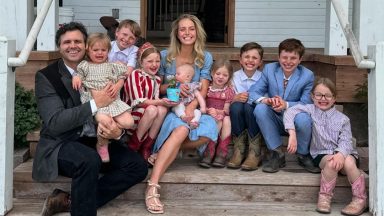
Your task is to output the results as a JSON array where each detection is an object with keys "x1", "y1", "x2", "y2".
[
  {"x1": 63, "y1": 0, "x2": 140, "y2": 34},
  {"x1": 62, "y1": 0, "x2": 353, "y2": 49},
  {"x1": 234, "y1": 0, "x2": 353, "y2": 48}
]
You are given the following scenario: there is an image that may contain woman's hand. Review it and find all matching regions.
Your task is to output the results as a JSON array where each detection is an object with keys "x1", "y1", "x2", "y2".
[{"x1": 179, "y1": 83, "x2": 191, "y2": 98}]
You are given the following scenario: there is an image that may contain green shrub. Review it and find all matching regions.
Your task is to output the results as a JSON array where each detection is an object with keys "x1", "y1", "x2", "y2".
[
  {"x1": 14, "y1": 83, "x2": 40, "y2": 148},
  {"x1": 354, "y1": 80, "x2": 368, "y2": 111}
]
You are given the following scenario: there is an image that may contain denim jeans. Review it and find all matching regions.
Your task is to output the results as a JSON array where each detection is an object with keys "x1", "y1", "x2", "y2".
[
  {"x1": 57, "y1": 137, "x2": 148, "y2": 216},
  {"x1": 229, "y1": 102, "x2": 260, "y2": 138}
]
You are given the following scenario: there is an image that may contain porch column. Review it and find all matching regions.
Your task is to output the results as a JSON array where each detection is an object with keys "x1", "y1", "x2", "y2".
[
  {"x1": 324, "y1": 0, "x2": 348, "y2": 55},
  {"x1": 37, "y1": 0, "x2": 59, "y2": 51},
  {"x1": 368, "y1": 42, "x2": 384, "y2": 215},
  {"x1": 353, "y1": 0, "x2": 384, "y2": 56},
  {"x1": 0, "y1": 37, "x2": 16, "y2": 216}
]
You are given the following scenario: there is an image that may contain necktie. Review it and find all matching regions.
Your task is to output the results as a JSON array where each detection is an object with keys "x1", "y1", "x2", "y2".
[
  {"x1": 283, "y1": 78, "x2": 288, "y2": 95},
  {"x1": 283, "y1": 78, "x2": 288, "y2": 89}
]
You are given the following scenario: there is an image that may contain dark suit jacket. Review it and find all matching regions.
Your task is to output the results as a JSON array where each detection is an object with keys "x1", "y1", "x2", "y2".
[{"x1": 32, "y1": 59, "x2": 93, "y2": 182}]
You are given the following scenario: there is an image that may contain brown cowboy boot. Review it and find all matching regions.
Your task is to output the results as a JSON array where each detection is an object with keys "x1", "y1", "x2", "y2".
[
  {"x1": 241, "y1": 133, "x2": 262, "y2": 171},
  {"x1": 227, "y1": 130, "x2": 247, "y2": 169},
  {"x1": 212, "y1": 136, "x2": 231, "y2": 168},
  {"x1": 199, "y1": 140, "x2": 216, "y2": 168},
  {"x1": 139, "y1": 136, "x2": 155, "y2": 162},
  {"x1": 316, "y1": 171, "x2": 337, "y2": 214},
  {"x1": 341, "y1": 172, "x2": 367, "y2": 216},
  {"x1": 41, "y1": 189, "x2": 71, "y2": 216}
]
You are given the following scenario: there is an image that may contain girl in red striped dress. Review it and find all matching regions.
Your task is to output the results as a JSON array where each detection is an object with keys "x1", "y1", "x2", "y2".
[{"x1": 122, "y1": 42, "x2": 177, "y2": 161}]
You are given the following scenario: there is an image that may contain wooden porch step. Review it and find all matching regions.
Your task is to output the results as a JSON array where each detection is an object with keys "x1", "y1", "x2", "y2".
[
  {"x1": 14, "y1": 156, "x2": 368, "y2": 204},
  {"x1": 8, "y1": 199, "x2": 372, "y2": 216}
]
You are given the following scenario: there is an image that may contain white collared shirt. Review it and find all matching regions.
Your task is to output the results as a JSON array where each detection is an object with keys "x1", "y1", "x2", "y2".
[{"x1": 232, "y1": 68, "x2": 262, "y2": 94}]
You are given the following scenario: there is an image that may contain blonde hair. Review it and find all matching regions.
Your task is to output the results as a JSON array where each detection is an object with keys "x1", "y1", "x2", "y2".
[
  {"x1": 211, "y1": 59, "x2": 234, "y2": 84},
  {"x1": 85, "y1": 33, "x2": 111, "y2": 60},
  {"x1": 167, "y1": 14, "x2": 206, "y2": 69},
  {"x1": 117, "y1": 19, "x2": 141, "y2": 38}
]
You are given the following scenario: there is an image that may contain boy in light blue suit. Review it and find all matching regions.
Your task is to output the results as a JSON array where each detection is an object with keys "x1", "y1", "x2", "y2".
[{"x1": 248, "y1": 38, "x2": 320, "y2": 173}]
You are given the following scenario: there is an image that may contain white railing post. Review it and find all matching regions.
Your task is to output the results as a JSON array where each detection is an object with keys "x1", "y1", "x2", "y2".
[
  {"x1": 368, "y1": 42, "x2": 384, "y2": 216},
  {"x1": 0, "y1": 37, "x2": 16, "y2": 216}
]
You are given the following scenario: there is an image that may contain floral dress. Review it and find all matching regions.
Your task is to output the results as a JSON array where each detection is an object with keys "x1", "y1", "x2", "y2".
[{"x1": 206, "y1": 86, "x2": 235, "y2": 121}]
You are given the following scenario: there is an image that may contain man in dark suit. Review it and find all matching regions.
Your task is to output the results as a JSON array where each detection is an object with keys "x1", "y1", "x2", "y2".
[{"x1": 32, "y1": 22, "x2": 148, "y2": 216}]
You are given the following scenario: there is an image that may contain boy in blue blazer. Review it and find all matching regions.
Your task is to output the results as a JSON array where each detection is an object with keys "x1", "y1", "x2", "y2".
[{"x1": 248, "y1": 38, "x2": 319, "y2": 173}]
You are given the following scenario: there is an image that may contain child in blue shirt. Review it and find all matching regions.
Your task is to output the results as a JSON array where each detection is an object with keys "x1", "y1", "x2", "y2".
[{"x1": 227, "y1": 42, "x2": 264, "y2": 171}]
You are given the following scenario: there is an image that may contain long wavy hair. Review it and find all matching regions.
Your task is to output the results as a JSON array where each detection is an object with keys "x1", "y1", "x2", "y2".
[{"x1": 166, "y1": 14, "x2": 207, "y2": 69}]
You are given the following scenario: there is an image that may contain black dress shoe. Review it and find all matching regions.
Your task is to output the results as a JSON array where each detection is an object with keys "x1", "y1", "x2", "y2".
[
  {"x1": 41, "y1": 188, "x2": 71, "y2": 216},
  {"x1": 262, "y1": 151, "x2": 286, "y2": 173},
  {"x1": 298, "y1": 154, "x2": 321, "y2": 173}
]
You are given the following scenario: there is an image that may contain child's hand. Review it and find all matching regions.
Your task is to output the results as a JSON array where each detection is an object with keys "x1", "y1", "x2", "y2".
[
  {"x1": 271, "y1": 96, "x2": 287, "y2": 112},
  {"x1": 262, "y1": 97, "x2": 274, "y2": 106},
  {"x1": 72, "y1": 76, "x2": 82, "y2": 90},
  {"x1": 287, "y1": 129, "x2": 297, "y2": 154},
  {"x1": 328, "y1": 152, "x2": 345, "y2": 171},
  {"x1": 108, "y1": 81, "x2": 124, "y2": 98},
  {"x1": 234, "y1": 92, "x2": 249, "y2": 103},
  {"x1": 207, "y1": 108, "x2": 217, "y2": 118},
  {"x1": 160, "y1": 98, "x2": 179, "y2": 107}
]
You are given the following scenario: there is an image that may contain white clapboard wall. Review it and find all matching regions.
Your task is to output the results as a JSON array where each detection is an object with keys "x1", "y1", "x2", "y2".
[
  {"x1": 64, "y1": 0, "x2": 353, "y2": 48},
  {"x1": 63, "y1": 0, "x2": 141, "y2": 35},
  {"x1": 234, "y1": 0, "x2": 353, "y2": 48}
]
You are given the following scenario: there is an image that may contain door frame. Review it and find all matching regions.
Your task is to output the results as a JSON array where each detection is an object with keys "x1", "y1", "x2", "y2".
[{"x1": 140, "y1": 0, "x2": 234, "y2": 47}]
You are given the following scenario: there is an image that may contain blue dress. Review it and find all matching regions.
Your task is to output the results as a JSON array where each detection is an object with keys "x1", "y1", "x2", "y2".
[{"x1": 152, "y1": 50, "x2": 218, "y2": 153}]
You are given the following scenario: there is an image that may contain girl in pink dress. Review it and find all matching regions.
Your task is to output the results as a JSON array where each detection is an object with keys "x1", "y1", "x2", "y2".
[
  {"x1": 199, "y1": 59, "x2": 235, "y2": 168},
  {"x1": 122, "y1": 42, "x2": 177, "y2": 161}
]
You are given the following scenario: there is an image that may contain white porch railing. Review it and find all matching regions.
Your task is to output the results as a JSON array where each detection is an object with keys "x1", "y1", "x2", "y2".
[
  {"x1": 0, "y1": 0, "x2": 53, "y2": 215},
  {"x1": 331, "y1": 0, "x2": 383, "y2": 215},
  {"x1": 330, "y1": 0, "x2": 375, "y2": 69}
]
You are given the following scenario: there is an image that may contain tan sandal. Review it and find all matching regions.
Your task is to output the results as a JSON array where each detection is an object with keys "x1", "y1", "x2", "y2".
[
  {"x1": 145, "y1": 180, "x2": 164, "y2": 214},
  {"x1": 148, "y1": 153, "x2": 158, "y2": 166}
]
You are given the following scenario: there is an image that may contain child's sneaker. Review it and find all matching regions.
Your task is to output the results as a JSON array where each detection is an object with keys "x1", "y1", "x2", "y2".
[{"x1": 97, "y1": 143, "x2": 110, "y2": 163}]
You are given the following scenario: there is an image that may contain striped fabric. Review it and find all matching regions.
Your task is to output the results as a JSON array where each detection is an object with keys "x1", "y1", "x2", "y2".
[
  {"x1": 283, "y1": 104, "x2": 358, "y2": 159},
  {"x1": 122, "y1": 69, "x2": 161, "y2": 131}
]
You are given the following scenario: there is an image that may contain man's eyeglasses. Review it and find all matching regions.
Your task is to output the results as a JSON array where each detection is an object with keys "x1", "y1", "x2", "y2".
[{"x1": 313, "y1": 92, "x2": 334, "y2": 100}]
